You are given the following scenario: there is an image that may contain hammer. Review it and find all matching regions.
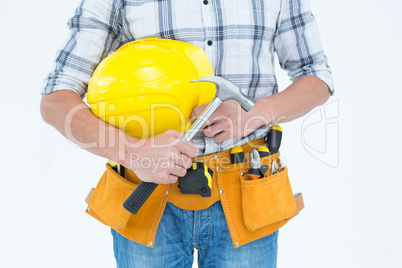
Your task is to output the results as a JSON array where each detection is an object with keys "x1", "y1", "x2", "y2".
[{"x1": 123, "y1": 76, "x2": 256, "y2": 214}]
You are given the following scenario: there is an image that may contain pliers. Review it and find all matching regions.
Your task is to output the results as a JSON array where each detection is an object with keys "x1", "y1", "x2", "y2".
[
  {"x1": 271, "y1": 157, "x2": 285, "y2": 175},
  {"x1": 245, "y1": 149, "x2": 269, "y2": 180}
]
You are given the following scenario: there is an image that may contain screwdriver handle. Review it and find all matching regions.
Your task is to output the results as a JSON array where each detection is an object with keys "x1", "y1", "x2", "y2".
[
  {"x1": 266, "y1": 125, "x2": 282, "y2": 154},
  {"x1": 123, "y1": 182, "x2": 158, "y2": 214}
]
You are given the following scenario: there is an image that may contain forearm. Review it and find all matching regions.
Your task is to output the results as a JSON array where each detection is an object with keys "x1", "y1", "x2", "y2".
[
  {"x1": 40, "y1": 90, "x2": 138, "y2": 165},
  {"x1": 40, "y1": 90, "x2": 197, "y2": 184},
  {"x1": 257, "y1": 75, "x2": 331, "y2": 124}
]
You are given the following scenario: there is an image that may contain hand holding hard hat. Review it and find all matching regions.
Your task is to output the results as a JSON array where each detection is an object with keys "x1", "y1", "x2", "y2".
[
  {"x1": 87, "y1": 38, "x2": 216, "y2": 140},
  {"x1": 88, "y1": 38, "x2": 259, "y2": 213},
  {"x1": 87, "y1": 38, "x2": 215, "y2": 184}
]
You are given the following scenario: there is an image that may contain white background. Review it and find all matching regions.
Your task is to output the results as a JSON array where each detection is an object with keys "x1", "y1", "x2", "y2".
[{"x1": 1, "y1": 0, "x2": 401, "y2": 267}]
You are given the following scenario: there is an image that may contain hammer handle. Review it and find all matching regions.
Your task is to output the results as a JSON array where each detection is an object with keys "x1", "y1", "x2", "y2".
[
  {"x1": 123, "y1": 98, "x2": 222, "y2": 215},
  {"x1": 122, "y1": 77, "x2": 257, "y2": 215},
  {"x1": 182, "y1": 98, "x2": 222, "y2": 141},
  {"x1": 123, "y1": 182, "x2": 158, "y2": 215}
]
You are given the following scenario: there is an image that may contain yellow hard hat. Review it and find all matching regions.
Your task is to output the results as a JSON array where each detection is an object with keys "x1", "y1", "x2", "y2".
[{"x1": 87, "y1": 38, "x2": 215, "y2": 139}]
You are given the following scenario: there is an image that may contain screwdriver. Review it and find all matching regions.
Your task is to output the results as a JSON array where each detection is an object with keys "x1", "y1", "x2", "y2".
[
  {"x1": 230, "y1": 146, "x2": 245, "y2": 164},
  {"x1": 266, "y1": 125, "x2": 282, "y2": 155},
  {"x1": 257, "y1": 146, "x2": 270, "y2": 158}
]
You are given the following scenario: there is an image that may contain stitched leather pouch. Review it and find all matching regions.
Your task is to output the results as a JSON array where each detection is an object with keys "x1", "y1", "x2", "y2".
[
  {"x1": 86, "y1": 164, "x2": 136, "y2": 231},
  {"x1": 240, "y1": 166, "x2": 296, "y2": 232},
  {"x1": 86, "y1": 163, "x2": 170, "y2": 247}
]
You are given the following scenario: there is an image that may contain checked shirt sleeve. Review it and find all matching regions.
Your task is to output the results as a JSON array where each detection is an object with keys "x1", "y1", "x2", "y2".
[
  {"x1": 41, "y1": 0, "x2": 123, "y2": 98},
  {"x1": 274, "y1": 0, "x2": 334, "y2": 94}
]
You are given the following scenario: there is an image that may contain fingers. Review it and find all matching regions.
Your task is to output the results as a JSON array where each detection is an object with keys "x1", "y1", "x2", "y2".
[
  {"x1": 164, "y1": 129, "x2": 184, "y2": 139},
  {"x1": 174, "y1": 154, "x2": 193, "y2": 169},
  {"x1": 203, "y1": 118, "x2": 232, "y2": 137},
  {"x1": 203, "y1": 122, "x2": 221, "y2": 137},
  {"x1": 176, "y1": 141, "x2": 199, "y2": 158},
  {"x1": 156, "y1": 163, "x2": 188, "y2": 184},
  {"x1": 199, "y1": 112, "x2": 229, "y2": 130},
  {"x1": 170, "y1": 165, "x2": 187, "y2": 177},
  {"x1": 196, "y1": 100, "x2": 241, "y2": 130},
  {"x1": 190, "y1": 102, "x2": 218, "y2": 129},
  {"x1": 161, "y1": 174, "x2": 179, "y2": 184},
  {"x1": 152, "y1": 162, "x2": 184, "y2": 184},
  {"x1": 190, "y1": 102, "x2": 209, "y2": 123},
  {"x1": 214, "y1": 131, "x2": 231, "y2": 143},
  {"x1": 162, "y1": 130, "x2": 199, "y2": 157}
]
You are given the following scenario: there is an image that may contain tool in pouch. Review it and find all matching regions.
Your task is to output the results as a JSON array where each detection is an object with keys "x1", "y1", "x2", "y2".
[
  {"x1": 123, "y1": 76, "x2": 257, "y2": 215},
  {"x1": 243, "y1": 124, "x2": 283, "y2": 179},
  {"x1": 257, "y1": 146, "x2": 269, "y2": 158},
  {"x1": 244, "y1": 149, "x2": 269, "y2": 180},
  {"x1": 230, "y1": 146, "x2": 246, "y2": 164},
  {"x1": 264, "y1": 124, "x2": 283, "y2": 175},
  {"x1": 271, "y1": 156, "x2": 286, "y2": 175},
  {"x1": 266, "y1": 125, "x2": 282, "y2": 155},
  {"x1": 109, "y1": 160, "x2": 125, "y2": 178}
]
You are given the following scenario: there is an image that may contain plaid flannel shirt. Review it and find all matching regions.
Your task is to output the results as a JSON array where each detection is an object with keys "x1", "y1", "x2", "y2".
[{"x1": 41, "y1": 0, "x2": 334, "y2": 156}]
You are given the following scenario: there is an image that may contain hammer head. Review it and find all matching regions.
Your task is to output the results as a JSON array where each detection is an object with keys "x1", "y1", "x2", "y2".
[{"x1": 190, "y1": 76, "x2": 256, "y2": 111}]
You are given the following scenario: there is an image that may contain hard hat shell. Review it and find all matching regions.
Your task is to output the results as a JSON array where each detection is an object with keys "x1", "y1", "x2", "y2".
[{"x1": 87, "y1": 38, "x2": 215, "y2": 139}]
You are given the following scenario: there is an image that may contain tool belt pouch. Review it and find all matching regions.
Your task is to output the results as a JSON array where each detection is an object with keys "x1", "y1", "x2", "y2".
[
  {"x1": 240, "y1": 166, "x2": 296, "y2": 232},
  {"x1": 86, "y1": 164, "x2": 135, "y2": 232}
]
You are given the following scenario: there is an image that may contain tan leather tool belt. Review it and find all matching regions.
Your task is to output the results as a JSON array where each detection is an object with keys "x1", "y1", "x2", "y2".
[{"x1": 85, "y1": 138, "x2": 304, "y2": 248}]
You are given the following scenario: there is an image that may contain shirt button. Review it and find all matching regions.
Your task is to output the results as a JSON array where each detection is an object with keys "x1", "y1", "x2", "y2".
[
  {"x1": 203, "y1": 0, "x2": 208, "y2": 5},
  {"x1": 207, "y1": 40, "x2": 213, "y2": 46}
]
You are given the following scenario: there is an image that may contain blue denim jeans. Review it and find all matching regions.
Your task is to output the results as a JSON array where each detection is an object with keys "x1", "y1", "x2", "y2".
[{"x1": 111, "y1": 201, "x2": 278, "y2": 268}]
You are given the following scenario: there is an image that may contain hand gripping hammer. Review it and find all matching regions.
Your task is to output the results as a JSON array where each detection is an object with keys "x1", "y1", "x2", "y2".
[{"x1": 123, "y1": 76, "x2": 256, "y2": 214}]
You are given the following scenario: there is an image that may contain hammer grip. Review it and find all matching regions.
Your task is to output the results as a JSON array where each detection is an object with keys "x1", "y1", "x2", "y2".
[{"x1": 123, "y1": 182, "x2": 158, "y2": 215}]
